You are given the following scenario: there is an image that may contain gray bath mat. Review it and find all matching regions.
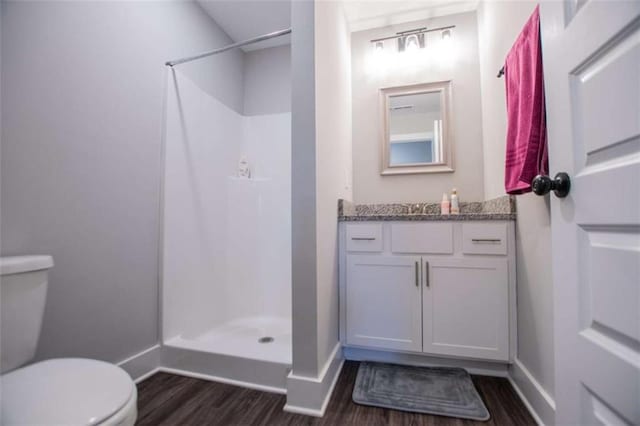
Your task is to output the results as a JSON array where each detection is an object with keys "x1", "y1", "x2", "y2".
[{"x1": 352, "y1": 362, "x2": 490, "y2": 421}]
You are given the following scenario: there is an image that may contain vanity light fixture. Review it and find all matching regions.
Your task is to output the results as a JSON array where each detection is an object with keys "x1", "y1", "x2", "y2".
[
  {"x1": 404, "y1": 33, "x2": 425, "y2": 52},
  {"x1": 396, "y1": 28, "x2": 426, "y2": 52},
  {"x1": 371, "y1": 25, "x2": 455, "y2": 53}
]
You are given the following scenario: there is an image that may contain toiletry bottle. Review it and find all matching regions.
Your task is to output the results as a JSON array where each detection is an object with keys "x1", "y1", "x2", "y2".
[
  {"x1": 440, "y1": 193, "x2": 450, "y2": 215},
  {"x1": 238, "y1": 157, "x2": 251, "y2": 178},
  {"x1": 450, "y1": 188, "x2": 460, "y2": 215}
]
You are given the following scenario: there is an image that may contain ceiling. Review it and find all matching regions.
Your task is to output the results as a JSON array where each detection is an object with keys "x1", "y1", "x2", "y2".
[
  {"x1": 196, "y1": 0, "x2": 291, "y2": 51},
  {"x1": 195, "y1": 0, "x2": 476, "y2": 52},
  {"x1": 342, "y1": 0, "x2": 478, "y2": 32}
]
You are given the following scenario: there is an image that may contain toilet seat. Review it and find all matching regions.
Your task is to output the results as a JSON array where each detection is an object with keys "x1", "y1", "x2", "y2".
[{"x1": 1, "y1": 358, "x2": 137, "y2": 425}]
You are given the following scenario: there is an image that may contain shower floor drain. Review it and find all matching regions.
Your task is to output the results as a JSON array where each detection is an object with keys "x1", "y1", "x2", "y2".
[{"x1": 258, "y1": 336, "x2": 274, "y2": 344}]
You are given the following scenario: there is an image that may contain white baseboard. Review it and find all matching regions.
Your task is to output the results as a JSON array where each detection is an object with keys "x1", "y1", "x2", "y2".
[
  {"x1": 343, "y1": 346, "x2": 510, "y2": 377},
  {"x1": 283, "y1": 343, "x2": 344, "y2": 417},
  {"x1": 508, "y1": 358, "x2": 555, "y2": 426},
  {"x1": 117, "y1": 344, "x2": 162, "y2": 383},
  {"x1": 158, "y1": 367, "x2": 287, "y2": 394}
]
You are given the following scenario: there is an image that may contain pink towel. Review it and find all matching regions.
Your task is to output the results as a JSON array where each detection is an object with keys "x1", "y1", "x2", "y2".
[{"x1": 504, "y1": 5, "x2": 548, "y2": 194}]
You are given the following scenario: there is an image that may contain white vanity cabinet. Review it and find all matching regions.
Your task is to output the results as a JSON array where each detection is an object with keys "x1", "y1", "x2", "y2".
[
  {"x1": 346, "y1": 255, "x2": 422, "y2": 352},
  {"x1": 422, "y1": 257, "x2": 509, "y2": 361},
  {"x1": 339, "y1": 220, "x2": 516, "y2": 363}
]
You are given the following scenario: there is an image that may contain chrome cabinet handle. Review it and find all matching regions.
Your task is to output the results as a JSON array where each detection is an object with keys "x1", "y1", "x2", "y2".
[
  {"x1": 471, "y1": 238, "x2": 502, "y2": 243},
  {"x1": 415, "y1": 261, "x2": 419, "y2": 287},
  {"x1": 425, "y1": 261, "x2": 430, "y2": 288},
  {"x1": 351, "y1": 237, "x2": 376, "y2": 241}
]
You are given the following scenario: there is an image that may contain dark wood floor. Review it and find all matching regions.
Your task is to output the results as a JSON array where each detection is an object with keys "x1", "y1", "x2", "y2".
[{"x1": 136, "y1": 361, "x2": 535, "y2": 425}]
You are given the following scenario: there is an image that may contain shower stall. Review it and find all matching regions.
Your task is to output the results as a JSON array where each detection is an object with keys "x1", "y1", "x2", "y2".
[{"x1": 160, "y1": 30, "x2": 292, "y2": 391}]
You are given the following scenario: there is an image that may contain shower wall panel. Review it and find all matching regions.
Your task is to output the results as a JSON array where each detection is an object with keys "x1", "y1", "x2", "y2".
[
  {"x1": 163, "y1": 71, "x2": 291, "y2": 342},
  {"x1": 163, "y1": 71, "x2": 242, "y2": 340},
  {"x1": 238, "y1": 113, "x2": 292, "y2": 320}
]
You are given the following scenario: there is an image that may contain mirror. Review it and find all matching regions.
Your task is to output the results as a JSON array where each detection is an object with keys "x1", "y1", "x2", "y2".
[{"x1": 380, "y1": 81, "x2": 453, "y2": 175}]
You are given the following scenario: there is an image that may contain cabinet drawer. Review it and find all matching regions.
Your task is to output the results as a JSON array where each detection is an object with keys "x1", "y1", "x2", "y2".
[
  {"x1": 391, "y1": 223, "x2": 453, "y2": 254},
  {"x1": 462, "y1": 223, "x2": 508, "y2": 255},
  {"x1": 346, "y1": 224, "x2": 383, "y2": 252}
]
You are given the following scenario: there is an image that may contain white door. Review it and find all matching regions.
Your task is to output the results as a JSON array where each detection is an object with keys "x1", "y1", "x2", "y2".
[
  {"x1": 345, "y1": 255, "x2": 422, "y2": 352},
  {"x1": 422, "y1": 258, "x2": 509, "y2": 361},
  {"x1": 540, "y1": 2, "x2": 640, "y2": 424}
]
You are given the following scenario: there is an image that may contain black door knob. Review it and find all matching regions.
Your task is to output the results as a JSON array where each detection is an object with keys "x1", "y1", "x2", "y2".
[{"x1": 532, "y1": 173, "x2": 571, "y2": 198}]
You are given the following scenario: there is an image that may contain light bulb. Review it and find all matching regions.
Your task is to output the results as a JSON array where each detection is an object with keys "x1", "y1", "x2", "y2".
[
  {"x1": 406, "y1": 35, "x2": 419, "y2": 51},
  {"x1": 442, "y1": 29, "x2": 451, "y2": 40},
  {"x1": 375, "y1": 41, "x2": 384, "y2": 52},
  {"x1": 397, "y1": 37, "x2": 406, "y2": 52}
]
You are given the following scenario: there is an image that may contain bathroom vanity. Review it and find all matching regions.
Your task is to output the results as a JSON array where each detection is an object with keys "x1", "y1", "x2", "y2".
[{"x1": 338, "y1": 197, "x2": 516, "y2": 364}]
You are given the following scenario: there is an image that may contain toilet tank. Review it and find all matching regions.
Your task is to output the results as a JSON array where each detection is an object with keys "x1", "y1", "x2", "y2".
[{"x1": 0, "y1": 256, "x2": 53, "y2": 373}]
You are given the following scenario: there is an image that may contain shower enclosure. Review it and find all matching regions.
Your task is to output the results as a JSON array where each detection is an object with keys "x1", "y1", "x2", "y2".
[{"x1": 161, "y1": 30, "x2": 292, "y2": 391}]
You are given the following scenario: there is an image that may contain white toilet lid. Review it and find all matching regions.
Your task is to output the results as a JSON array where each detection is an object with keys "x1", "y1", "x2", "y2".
[{"x1": 1, "y1": 358, "x2": 135, "y2": 425}]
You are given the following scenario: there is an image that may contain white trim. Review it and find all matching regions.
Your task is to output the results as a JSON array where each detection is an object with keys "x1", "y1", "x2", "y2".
[
  {"x1": 319, "y1": 342, "x2": 343, "y2": 382},
  {"x1": 283, "y1": 343, "x2": 344, "y2": 417},
  {"x1": 318, "y1": 357, "x2": 344, "y2": 415},
  {"x1": 158, "y1": 367, "x2": 287, "y2": 395},
  {"x1": 133, "y1": 367, "x2": 161, "y2": 384},
  {"x1": 117, "y1": 344, "x2": 161, "y2": 383},
  {"x1": 508, "y1": 359, "x2": 556, "y2": 426},
  {"x1": 343, "y1": 346, "x2": 510, "y2": 377},
  {"x1": 282, "y1": 403, "x2": 327, "y2": 418}
]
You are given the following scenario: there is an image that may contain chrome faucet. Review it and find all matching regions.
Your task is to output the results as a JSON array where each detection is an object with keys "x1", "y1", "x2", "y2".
[{"x1": 408, "y1": 204, "x2": 424, "y2": 215}]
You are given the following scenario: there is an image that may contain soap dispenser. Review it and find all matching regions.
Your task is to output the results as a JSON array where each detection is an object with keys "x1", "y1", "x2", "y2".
[{"x1": 450, "y1": 188, "x2": 460, "y2": 215}]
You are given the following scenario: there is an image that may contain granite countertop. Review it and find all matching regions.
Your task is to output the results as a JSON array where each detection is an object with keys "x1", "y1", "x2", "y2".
[{"x1": 338, "y1": 195, "x2": 516, "y2": 222}]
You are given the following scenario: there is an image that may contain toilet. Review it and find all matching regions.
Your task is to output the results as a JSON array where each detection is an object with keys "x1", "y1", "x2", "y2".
[{"x1": 0, "y1": 256, "x2": 138, "y2": 425}]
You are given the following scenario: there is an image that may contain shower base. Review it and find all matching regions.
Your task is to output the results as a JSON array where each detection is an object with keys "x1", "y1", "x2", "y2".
[
  {"x1": 162, "y1": 316, "x2": 292, "y2": 393},
  {"x1": 166, "y1": 316, "x2": 291, "y2": 364}
]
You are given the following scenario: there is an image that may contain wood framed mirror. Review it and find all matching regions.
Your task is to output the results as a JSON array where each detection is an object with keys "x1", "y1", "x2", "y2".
[{"x1": 380, "y1": 81, "x2": 454, "y2": 175}]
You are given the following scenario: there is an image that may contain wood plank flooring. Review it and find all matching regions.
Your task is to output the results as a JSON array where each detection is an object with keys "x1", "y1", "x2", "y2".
[{"x1": 136, "y1": 361, "x2": 536, "y2": 425}]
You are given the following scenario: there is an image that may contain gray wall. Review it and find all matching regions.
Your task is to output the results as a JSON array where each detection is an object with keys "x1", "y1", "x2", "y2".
[
  {"x1": 243, "y1": 45, "x2": 291, "y2": 116},
  {"x1": 351, "y1": 12, "x2": 485, "y2": 204},
  {"x1": 477, "y1": 0, "x2": 555, "y2": 402},
  {"x1": 0, "y1": 0, "x2": 244, "y2": 363},
  {"x1": 289, "y1": 0, "x2": 352, "y2": 378},
  {"x1": 315, "y1": 0, "x2": 352, "y2": 372},
  {"x1": 290, "y1": 0, "x2": 319, "y2": 377}
]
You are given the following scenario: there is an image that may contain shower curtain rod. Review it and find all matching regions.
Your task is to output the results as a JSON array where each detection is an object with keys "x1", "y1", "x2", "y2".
[{"x1": 165, "y1": 28, "x2": 292, "y2": 67}]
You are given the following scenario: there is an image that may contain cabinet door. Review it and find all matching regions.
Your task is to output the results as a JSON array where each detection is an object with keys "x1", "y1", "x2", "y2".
[
  {"x1": 346, "y1": 255, "x2": 422, "y2": 352},
  {"x1": 423, "y1": 258, "x2": 509, "y2": 361}
]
